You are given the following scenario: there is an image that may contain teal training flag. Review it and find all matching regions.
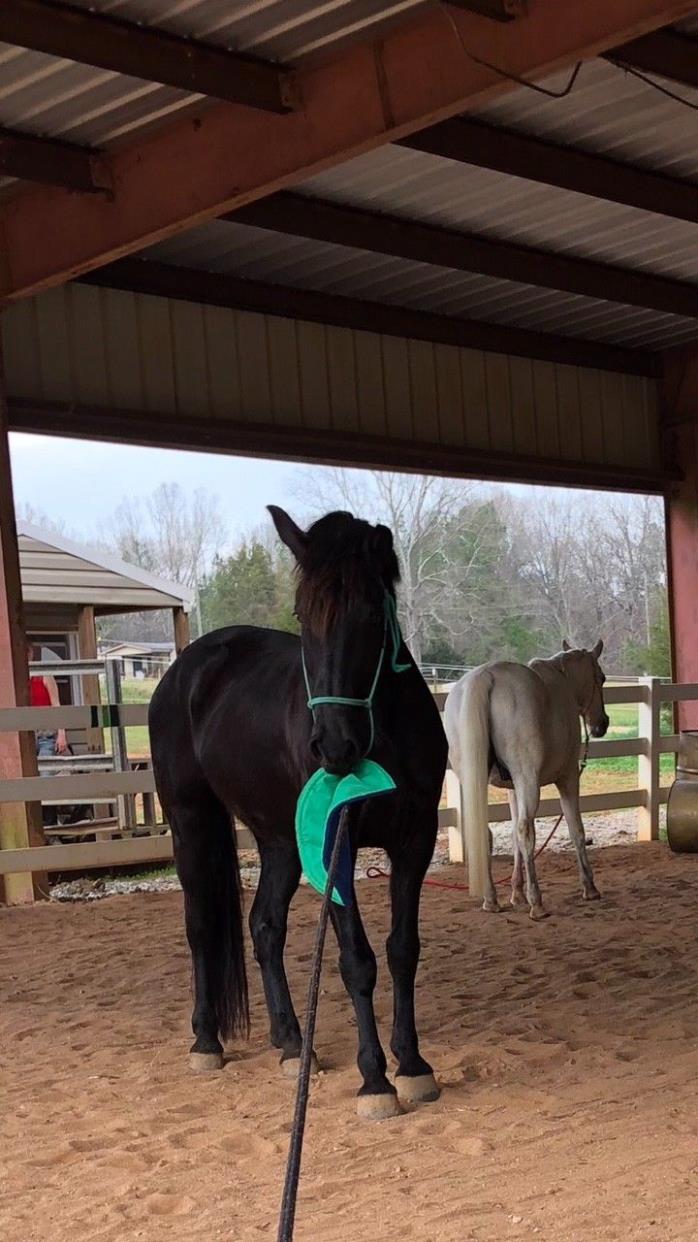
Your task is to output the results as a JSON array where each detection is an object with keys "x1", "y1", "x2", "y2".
[{"x1": 295, "y1": 760, "x2": 396, "y2": 906}]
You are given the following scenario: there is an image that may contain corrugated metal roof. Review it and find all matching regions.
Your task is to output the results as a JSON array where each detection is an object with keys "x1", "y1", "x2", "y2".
[
  {"x1": 17, "y1": 522, "x2": 193, "y2": 612},
  {"x1": 0, "y1": 0, "x2": 428, "y2": 151},
  {"x1": 146, "y1": 217, "x2": 698, "y2": 349},
  {"x1": 473, "y1": 54, "x2": 698, "y2": 180},
  {"x1": 298, "y1": 144, "x2": 698, "y2": 282}
]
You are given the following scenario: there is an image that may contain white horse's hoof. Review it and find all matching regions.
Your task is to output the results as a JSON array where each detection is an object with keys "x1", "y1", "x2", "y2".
[
  {"x1": 510, "y1": 889, "x2": 526, "y2": 908},
  {"x1": 189, "y1": 1051, "x2": 224, "y2": 1072},
  {"x1": 395, "y1": 1073, "x2": 440, "y2": 1104},
  {"x1": 583, "y1": 888, "x2": 601, "y2": 902},
  {"x1": 281, "y1": 1052, "x2": 319, "y2": 1079},
  {"x1": 482, "y1": 899, "x2": 501, "y2": 913},
  {"x1": 529, "y1": 904, "x2": 549, "y2": 921},
  {"x1": 356, "y1": 1092, "x2": 404, "y2": 1120}
]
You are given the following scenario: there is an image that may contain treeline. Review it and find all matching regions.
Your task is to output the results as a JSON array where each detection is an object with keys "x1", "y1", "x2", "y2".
[{"x1": 196, "y1": 474, "x2": 668, "y2": 676}]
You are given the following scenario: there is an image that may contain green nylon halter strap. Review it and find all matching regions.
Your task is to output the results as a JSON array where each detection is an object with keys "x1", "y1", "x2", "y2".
[{"x1": 301, "y1": 592, "x2": 409, "y2": 753}]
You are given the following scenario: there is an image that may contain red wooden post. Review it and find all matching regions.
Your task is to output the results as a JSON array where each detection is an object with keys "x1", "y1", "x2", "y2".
[
  {"x1": 666, "y1": 424, "x2": 698, "y2": 730},
  {"x1": 0, "y1": 345, "x2": 47, "y2": 903}
]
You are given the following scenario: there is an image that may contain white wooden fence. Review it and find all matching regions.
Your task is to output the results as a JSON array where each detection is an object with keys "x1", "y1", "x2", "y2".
[{"x1": 0, "y1": 677, "x2": 695, "y2": 893}]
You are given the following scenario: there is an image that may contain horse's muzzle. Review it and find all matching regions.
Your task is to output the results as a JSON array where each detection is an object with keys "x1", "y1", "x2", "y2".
[{"x1": 591, "y1": 712, "x2": 610, "y2": 739}]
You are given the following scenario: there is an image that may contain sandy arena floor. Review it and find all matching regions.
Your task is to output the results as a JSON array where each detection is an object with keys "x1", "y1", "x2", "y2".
[{"x1": 2, "y1": 844, "x2": 698, "y2": 1242}]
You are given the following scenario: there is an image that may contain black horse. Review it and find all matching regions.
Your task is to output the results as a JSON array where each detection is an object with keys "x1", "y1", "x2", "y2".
[{"x1": 149, "y1": 507, "x2": 448, "y2": 1118}]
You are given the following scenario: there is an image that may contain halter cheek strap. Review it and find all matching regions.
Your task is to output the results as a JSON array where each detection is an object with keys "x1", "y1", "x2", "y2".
[{"x1": 302, "y1": 592, "x2": 409, "y2": 753}]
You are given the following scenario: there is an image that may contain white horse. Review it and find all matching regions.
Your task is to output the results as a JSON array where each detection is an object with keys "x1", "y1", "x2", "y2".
[{"x1": 444, "y1": 642, "x2": 609, "y2": 920}]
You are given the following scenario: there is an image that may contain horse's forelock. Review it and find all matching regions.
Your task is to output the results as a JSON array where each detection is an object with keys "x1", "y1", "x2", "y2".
[{"x1": 296, "y1": 511, "x2": 399, "y2": 636}]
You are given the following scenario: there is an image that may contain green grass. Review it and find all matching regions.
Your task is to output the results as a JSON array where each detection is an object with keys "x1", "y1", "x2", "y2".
[{"x1": 101, "y1": 675, "x2": 156, "y2": 758}]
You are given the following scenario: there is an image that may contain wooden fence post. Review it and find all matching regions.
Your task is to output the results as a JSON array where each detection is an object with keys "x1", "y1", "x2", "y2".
[
  {"x1": 638, "y1": 676, "x2": 661, "y2": 842},
  {"x1": 0, "y1": 346, "x2": 47, "y2": 903},
  {"x1": 78, "y1": 605, "x2": 103, "y2": 754},
  {"x1": 445, "y1": 767, "x2": 466, "y2": 864}
]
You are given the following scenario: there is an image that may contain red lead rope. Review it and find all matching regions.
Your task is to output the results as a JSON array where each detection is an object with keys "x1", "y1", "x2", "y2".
[{"x1": 365, "y1": 813, "x2": 563, "y2": 894}]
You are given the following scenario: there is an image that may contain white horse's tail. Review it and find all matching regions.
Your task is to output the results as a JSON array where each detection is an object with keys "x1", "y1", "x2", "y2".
[{"x1": 444, "y1": 669, "x2": 493, "y2": 900}]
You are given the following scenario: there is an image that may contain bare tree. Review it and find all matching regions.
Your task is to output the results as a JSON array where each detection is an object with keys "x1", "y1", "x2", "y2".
[
  {"x1": 105, "y1": 482, "x2": 225, "y2": 590},
  {"x1": 297, "y1": 468, "x2": 491, "y2": 664}
]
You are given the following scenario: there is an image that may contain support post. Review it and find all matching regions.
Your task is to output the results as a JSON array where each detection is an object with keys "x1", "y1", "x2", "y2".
[
  {"x1": 105, "y1": 658, "x2": 135, "y2": 832},
  {"x1": 172, "y1": 607, "x2": 190, "y2": 655},
  {"x1": 77, "y1": 604, "x2": 102, "y2": 753},
  {"x1": 665, "y1": 422, "x2": 698, "y2": 730},
  {"x1": 445, "y1": 767, "x2": 467, "y2": 866},
  {"x1": 0, "y1": 344, "x2": 46, "y2": 903},
  {"x1": 638, "y1": 676, "x2": 661, "y2": 842}
]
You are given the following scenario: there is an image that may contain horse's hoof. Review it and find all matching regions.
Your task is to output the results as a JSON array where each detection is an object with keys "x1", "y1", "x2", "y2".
[
  {"x1": 356, "y1": 1091, "x2": 404, "y2": 1121},
  {"x1": 529, "y1": 904, "x2": 549, "y2": 921},
  {"x1": 583, "y1": 887, "x2": 601, "y2": 902},
  {"x1": 482, "y1": 899, "x2": 501, "y2": 913},
  {"x1": 189, "y1": 1051, "x2": 224, "y2": 1072},
  {"x1": 395, "y1": 1073, "x2": 440, "y2": 1104},
  {"x1": 281, "y1": 1052, "x2": 319, "y2": 1079},
  {"x1": 510, "y1": 890, "x2": 526, "y2": 909}
]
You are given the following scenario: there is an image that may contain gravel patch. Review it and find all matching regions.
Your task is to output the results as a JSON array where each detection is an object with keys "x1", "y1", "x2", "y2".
[{"x1": 49, "y1": 806, "x2": 657, "y2": 903}]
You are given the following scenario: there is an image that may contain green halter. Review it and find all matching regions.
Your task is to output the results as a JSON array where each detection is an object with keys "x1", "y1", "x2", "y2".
[{"x1": 301, "y1": 592, "x2": 410, "y2": 753}]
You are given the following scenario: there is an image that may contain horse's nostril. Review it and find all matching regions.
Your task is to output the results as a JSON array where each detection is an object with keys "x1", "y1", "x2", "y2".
[{"x1": 309, "y1": 735, "x2": 323, "y2": 762}]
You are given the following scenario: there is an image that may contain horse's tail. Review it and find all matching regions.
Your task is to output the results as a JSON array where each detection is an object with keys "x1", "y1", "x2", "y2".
[
  {"x1": 195, "y1": 797, "x2": 250, "y2": 1042},
  {"x1": 444, "y1": 669, "x2": 492, "y2": 899}
]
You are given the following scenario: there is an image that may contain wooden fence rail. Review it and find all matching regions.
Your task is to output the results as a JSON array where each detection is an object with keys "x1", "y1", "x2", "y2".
[{"x1": 0, "y1": 678, "x2": 696, "y2": 893}]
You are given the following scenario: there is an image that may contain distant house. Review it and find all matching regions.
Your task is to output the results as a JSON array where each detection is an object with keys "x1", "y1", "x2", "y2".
[
  {"x1": 18, "y1": 521, "x2": 193, "y2": 726},
  {"x1": 98, "y1": 640, "x2": 177, "y2": 680}
]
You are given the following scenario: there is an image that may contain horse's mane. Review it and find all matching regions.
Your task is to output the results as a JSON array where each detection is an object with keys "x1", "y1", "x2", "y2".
[{"x1": 296, "y1": 511, "x2": 400, "y2": 637}]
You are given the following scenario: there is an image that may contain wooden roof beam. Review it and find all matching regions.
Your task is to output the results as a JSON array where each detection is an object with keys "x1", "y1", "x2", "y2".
[
  {"x1": 606, "y1": 27, "x2": 698, "y2": 87},
  {"x1": 79, "y1": 257, "x2": 659, "y2": 378},
  {"x1": 3, "y1": 0, "x2": 697, "y2": 302},
  {"x1": 0, "y1": 127, "x2": 109, "y2": 193},
  {"x1": 233, "y1": 191, "x2": 698, "y2": 318},
  {"x1": 0, "y1": 0, "x2": 298, "y2": 112},
  {"x1": 399, "y1": 117, "x2": 698, "y2": 225}
]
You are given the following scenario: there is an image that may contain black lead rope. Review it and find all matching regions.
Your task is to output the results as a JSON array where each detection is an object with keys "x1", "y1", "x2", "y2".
[{"x1": 276, "y1": 806, "x2": 350, "y2": 1242}]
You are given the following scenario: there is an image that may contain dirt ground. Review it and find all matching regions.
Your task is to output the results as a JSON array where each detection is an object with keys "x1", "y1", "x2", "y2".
[{"x1": 2, "y1": 844, "x2": 698, "y2": 1242}]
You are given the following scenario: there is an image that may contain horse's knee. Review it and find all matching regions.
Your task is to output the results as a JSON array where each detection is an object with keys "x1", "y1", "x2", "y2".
[
  {"x1": 339, "y1": 946, "x2": 377, "y2": 998},
  {"x1": 386, "y1": 931, "x2": 419, "y2": 981},
  {"x1": 249, "y1": 909, "x2": 284, "y2": 966}
]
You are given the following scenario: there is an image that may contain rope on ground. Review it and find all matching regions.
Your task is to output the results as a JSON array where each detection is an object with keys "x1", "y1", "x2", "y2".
[{"x1": 277, "y1": 805, "x2": 350, "y2": 1242}]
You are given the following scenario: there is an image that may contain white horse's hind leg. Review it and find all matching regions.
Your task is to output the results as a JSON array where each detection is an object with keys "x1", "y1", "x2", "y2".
[
  {"x1": 508, "y1": 791, "x2": 526, "y2": 908},
  {"x1": 557, "y1": 774, "x2": 600, "y2": 902},
  {"x1": 513, "y1": 775, "x2": 547, "y2": 920}
]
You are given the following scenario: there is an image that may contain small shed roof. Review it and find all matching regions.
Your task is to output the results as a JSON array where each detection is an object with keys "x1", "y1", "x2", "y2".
[{"x1": 17, "y1": 521, "x2": 194, "y2": 615}]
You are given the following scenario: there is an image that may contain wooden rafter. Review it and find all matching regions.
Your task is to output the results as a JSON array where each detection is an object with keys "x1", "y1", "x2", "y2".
[
  {"x1": 399, "y1": 117, "x2": 698, "y2": 225},
  {"x1": 234, "y1": 191, "x2": 698, "y2": 318},
  {"x1": 79, "y1": 257, "x2": 658, "y2": 377},
  {"x1": 606, "y1": 28, "x2": 698, "y2": 87},
  {"x1": 0, "y1": 127, "x2": 108, "y2": 193},
  {"x1": 0, "y1": 0, "x2": 298, "y2": 112}
]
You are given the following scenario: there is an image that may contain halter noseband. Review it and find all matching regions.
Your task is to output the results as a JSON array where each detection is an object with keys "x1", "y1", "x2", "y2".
[{"x1": 301, "y1": 592, "x2": 409, "y2": 753}]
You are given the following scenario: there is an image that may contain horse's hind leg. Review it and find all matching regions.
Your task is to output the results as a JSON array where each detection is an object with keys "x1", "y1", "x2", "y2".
[
  {"x1": 512, "y1": 775, "x2": 547, "y2": 921},
  {"x1": 170, "y1": 789, "x2": 248, "y2": 1071},
  {"x1": 387, "y1": 839, "x2": 440, "y2": 1106},
  {"x1": 508, "y1": 790, "x2": 526, "y2": 908},
  {"x1": 249, "y1": 840, "x2": 313, "y2": 1077},
  {"x1": 556, "y1": 774, "x2": 601, "y2": 902},
  {"x1": 330, "y1": 895, "x2": 401, "y2": 1120}
]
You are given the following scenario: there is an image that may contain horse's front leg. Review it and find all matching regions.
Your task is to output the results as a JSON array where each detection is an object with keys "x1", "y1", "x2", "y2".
[
  {"x1": 387, "y1": 845, "x2": 440, "y2": 1106},
  {"x1": 330, "y1": 898, "x2": 400, "y2": 1119},
  {"x1": 556, "y1": 772, "x2": 600, "y2": 902}
]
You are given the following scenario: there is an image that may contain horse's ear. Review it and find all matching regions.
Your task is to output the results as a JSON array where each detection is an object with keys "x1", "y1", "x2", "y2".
[
  {"x1": 267, "y1": 506, "x2": 308, "y2": 562},
  {"x1": 370, "y1": 523, "x2": 394, "y2": 557},
  {"x1": 562, "y1": 639, "x2": 571, "y2": 652},
  {"x1": 592, "y1": 639, "x2": 604, "y2": 659}
]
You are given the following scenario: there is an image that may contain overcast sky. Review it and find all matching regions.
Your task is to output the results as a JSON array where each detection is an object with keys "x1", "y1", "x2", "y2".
[{"x1": 9, "y1": 432, "x2": 308, "y2": 546}]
